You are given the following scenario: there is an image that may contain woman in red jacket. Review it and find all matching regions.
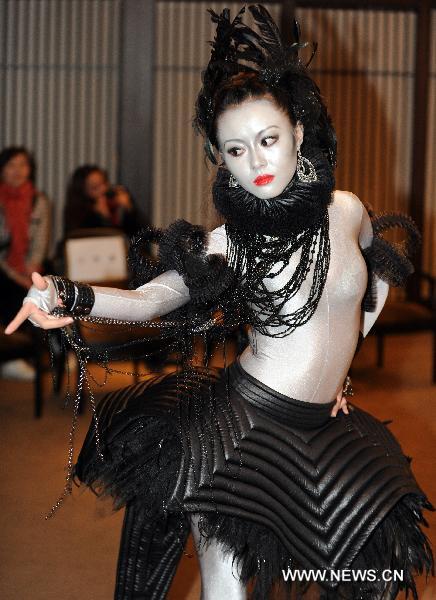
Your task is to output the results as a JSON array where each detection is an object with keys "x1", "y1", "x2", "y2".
[{"x1": 0, "y1": 146, "x2": 50, "y2": 380}]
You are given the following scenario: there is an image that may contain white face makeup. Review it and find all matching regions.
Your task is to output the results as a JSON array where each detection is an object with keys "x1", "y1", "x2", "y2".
[{"x1": 217, "y1": 97, "x2": 303, "y2": 199}]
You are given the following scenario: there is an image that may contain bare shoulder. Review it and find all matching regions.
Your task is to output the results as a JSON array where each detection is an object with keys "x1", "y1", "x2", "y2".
[
  {"x1": 332, "y1": 189, "x2": 363, "y2": 213},
  {"x1": 207, "y1": 223, "x2": 227, "y2": 255},
  {"x1": 330, "y1": 190, "x2": 364, "y2": 229}
]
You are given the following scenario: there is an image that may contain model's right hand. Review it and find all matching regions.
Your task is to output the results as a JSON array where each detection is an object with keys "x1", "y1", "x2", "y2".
[
  {"x1": 4, "y1": 272, "x2": 74, "y2": 334},
  {"x1": 330, "y1": 390, "x2": 350, "y2": 417}
]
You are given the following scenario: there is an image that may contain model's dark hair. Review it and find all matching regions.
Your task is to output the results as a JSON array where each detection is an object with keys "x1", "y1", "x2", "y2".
[
  {"x1": 210, "y1": 70, "x2": 335, "y2": 164},
  {"x1": 64, "y1": 164, "x2": 108, "y2": 233},
  {"x1": 0, "y1": 146, "x2": 36, "y2": 183},
  {"x1": 210, "y1": 72, "x2": 297, "y2": 147},
  {"x1": 194, "y1": 6, "x2": 337, "y2": 167}
]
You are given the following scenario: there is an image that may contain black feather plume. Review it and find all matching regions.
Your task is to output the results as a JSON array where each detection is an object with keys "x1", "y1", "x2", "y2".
[
  {"x1": 208, "y1": 7, "x2": 246, "y2": 65},
  {"x1": 248, "y1": 4, "x2": 283, "y2": 59}
]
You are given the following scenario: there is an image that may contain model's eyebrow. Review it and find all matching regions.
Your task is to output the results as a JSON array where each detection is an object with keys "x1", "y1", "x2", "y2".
[
  {"x1": 223, "y1": 138, "x2": 245, "y2": 146},
  {"x1": 223, "y1": 125, "x2": 280, "y2": 146}
]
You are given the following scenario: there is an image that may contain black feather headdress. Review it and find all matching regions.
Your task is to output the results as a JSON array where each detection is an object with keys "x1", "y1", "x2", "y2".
[{"x1": 194, "y1": 4, "x2": 336, "y2": 166}]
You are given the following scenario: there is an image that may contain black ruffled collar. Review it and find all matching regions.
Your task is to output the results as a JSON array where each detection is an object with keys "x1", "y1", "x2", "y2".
[{"x1": 212, "y1": 147, "x2": 334, "y2": 237}]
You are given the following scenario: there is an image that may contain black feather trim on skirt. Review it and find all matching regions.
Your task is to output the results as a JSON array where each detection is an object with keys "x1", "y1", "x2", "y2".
[{"x1": 74, "y1": 363, "x2": 434, "y2": 600}]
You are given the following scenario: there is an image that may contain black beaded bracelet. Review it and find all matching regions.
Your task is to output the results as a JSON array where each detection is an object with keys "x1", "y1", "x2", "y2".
[
  {"x1": 51, "y1": 276, "x2": 95, "y2": 316},
  {"x1": 72, "y1": 282, "x2": 95, "y2": 315}
]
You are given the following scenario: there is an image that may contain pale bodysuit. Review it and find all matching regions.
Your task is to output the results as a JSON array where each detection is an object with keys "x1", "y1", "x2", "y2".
[
  {"x1": 87, "y1": 191, "x2": 389, "y2": 599},
  {"x1": 90, "y1": 191, "x2": 388, "y2": 404}
]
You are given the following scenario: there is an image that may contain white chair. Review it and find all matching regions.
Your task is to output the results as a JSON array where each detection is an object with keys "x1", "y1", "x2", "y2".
[{"x1": 64, "y1": 229, "x2": 128, "y2": 285}]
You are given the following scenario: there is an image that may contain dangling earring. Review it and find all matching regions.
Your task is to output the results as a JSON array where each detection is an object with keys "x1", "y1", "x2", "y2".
[
  {"x1": 296, "y1": 149, "x2": 317, "y2": 183},
  {"x1": 229, "y1": 174, "x2": 240, "y2": 188}
]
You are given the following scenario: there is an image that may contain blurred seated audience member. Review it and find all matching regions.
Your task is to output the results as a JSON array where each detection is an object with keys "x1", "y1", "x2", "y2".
[
  {"x1": 64, "y1": 165, "x2": 146, "y2": 237},
  {"x1": 0, "y1": 146, "x2": 50, "y2": 380}
]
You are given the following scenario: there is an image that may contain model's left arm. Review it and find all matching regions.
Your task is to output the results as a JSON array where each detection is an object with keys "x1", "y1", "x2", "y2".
[
  {"x1": 358, "y1": 202, "x2": 420, "y2": 337},
  {"x1": 332, "y1": 201, "x2": 419, "y2": 416},
  {"x1": 358, "y1": 205, "x2": 389, "y2": 337}
]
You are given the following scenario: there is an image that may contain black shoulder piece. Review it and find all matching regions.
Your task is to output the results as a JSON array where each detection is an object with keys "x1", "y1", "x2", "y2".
[
  {"x1": 129, "y1": 219, "x2": 236, "y2": 308},
  {"x1": 127, "y1": 226, "x2": 166, "y2": 288},
  {"x1": 158, "y1": 219, "x2": 236, "y2": 307},
  {"x1": 361, "y1": 209, "x2": 420, "y2": 311},
  {"x1": 158, "y1": 219, "x2": 207, "y2": 273}
]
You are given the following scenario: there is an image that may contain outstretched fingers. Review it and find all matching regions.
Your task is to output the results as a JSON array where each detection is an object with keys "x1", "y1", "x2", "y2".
[
  {"x1": 5, "y1": 303, "x2": 73, "y2": 334},
  {"x1": 5, "y1": 273, "x2": 74, "y2": 334},
  {"x1": 4, "y1": 303, "x2": 35, "y2": 334},
  {"x1": 28, "y1": 310, "x2": 74, "y2": 330}
]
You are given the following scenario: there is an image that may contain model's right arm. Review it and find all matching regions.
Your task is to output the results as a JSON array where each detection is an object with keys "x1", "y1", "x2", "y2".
[
  {"x1": 92, "y1": 223, "x2": 227, "y2": 320},
  {"x1": 91, "y1": 270, "x2": 190, "y2": 321},
  {"x1": 5, "y1": 225, "x2": 228, "y2": 333}
]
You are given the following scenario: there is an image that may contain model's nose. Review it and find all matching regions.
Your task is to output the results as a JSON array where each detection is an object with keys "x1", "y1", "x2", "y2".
[{"x1": 250, "y1": 147, "x2": 267, "y2": 171}]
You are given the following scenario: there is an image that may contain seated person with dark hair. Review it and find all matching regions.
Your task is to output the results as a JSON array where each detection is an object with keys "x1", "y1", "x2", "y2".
[{"x1": 64, "y1": 165, "x2": 146, "y2": 237}]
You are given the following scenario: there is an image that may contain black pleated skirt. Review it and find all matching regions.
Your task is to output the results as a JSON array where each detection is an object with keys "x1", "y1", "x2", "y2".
[{"x1": 75, "y1": 362, "x2": 434, "y2": 600}]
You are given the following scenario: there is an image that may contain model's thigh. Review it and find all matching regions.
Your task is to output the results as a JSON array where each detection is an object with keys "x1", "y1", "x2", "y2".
[{"x1": 190, "y1": 513, "x2": 247, "y2": 600}]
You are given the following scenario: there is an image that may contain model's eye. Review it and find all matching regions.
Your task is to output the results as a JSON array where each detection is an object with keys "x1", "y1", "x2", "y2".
[
  {"x1": 261, "y1": 135, "x2": 278, "y2": 147},
  {"x1": 227, "y1": 146, "x2": 244, "y2": 157}
]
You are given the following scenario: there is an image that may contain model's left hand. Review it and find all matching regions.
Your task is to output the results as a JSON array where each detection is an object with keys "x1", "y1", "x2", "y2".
[{"x1": 331, "y1": 390, "x2": 349, "y2": 417}]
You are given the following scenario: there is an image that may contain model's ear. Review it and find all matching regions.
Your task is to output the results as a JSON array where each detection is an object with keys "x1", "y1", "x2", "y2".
[{"x1": 294, "y1": 122, "x2": 304, "y2": 149}]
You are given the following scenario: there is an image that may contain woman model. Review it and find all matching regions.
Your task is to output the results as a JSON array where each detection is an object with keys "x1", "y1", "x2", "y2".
[
  {"x1": 0, "y1": 146, "x2": 50, "y2": 380},
  {"x1": 6, "y1": 6, "x2": 433, "y2": 599}
]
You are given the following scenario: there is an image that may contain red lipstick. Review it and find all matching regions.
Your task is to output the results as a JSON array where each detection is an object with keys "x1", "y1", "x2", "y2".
[{"x1": 254, "y1": 174, "x2": 274, "y2": 186}]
